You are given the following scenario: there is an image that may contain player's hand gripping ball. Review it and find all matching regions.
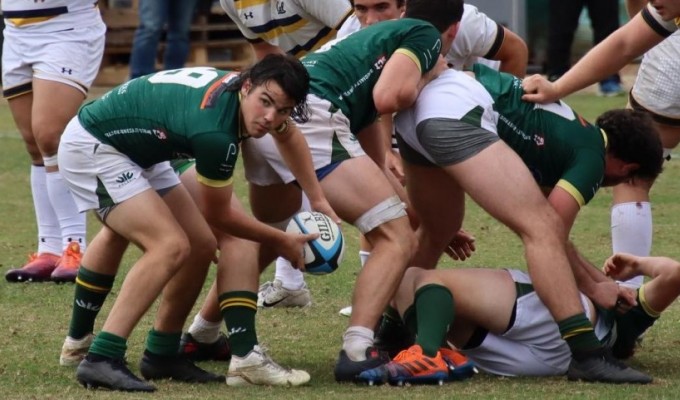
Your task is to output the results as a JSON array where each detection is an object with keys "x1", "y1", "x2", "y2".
[{"x1": 286, "y1": 211, "x2": 345, "y2": 275}]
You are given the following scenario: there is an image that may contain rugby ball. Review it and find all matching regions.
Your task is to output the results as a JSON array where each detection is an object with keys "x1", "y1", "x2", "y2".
[{"x1": 286, "y1": 211, "x2": 345, "y2": 275}]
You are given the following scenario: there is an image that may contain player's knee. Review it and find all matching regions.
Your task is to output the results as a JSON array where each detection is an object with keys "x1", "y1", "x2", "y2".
[
  {"x1": 32, "y1": 126, "x2": 62, "y2": 157},
  {"x1": 354, "y1": 195, "x2": 408, "y2": 234},
  {"x1": 192, "y1": 232, "x2": 218, "y2": 265},
  {"x1": 403, "y1": 266, "x2": 426, "y2": 287},
  {"x1": 158, "y1": 233, "x2": 193, "y2": 270}
]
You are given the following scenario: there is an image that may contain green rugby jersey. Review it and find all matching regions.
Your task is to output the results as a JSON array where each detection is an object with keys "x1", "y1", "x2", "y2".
[
  {"x1": 473, "y1": 64, "x2": 606, "y2": 206},
  {"x1": 302, "y1": 18, "x2": 443, "y2": 133},
  {"x1": 78, "y1": 67, "x2": 243, "y2": 186}
]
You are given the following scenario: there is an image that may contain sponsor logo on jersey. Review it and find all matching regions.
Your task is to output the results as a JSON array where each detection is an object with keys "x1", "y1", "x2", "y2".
[
  {"x1": 243, "y1": 11, "x2": 254, "y2": 20},
  {"x1": 61, "y1": 67, "x2": 72, "y2": 75},
  {"x1": 373, "y1": 55, "x2": 386, "y2": 71},
  {"x1": 115, "y1": 171, "x2": 134, "y2": 185},
  {"x1": 152, "y1": 128, "x2": 167, "y2": 140},
  {"x1": 218, "y1": 143, "x2": 238, "y2": 176},
  {"x1": 533, "y1": 133, "x2": 545, "y2": 147},
  {"x1": 276, "y1": 1, "x2": 286, "y2": 14}
]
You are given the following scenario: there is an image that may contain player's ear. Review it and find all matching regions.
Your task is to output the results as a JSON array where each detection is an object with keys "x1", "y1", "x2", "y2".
[
  {"x1": 448, "y1": 21, "x2": 460, "y2": 41},
  {"x1": 241, "y1": 78, "x2": 252, "y2": 95},
  {"x1": 623, "y1": 162, "x2": 640, "y2": 176}
]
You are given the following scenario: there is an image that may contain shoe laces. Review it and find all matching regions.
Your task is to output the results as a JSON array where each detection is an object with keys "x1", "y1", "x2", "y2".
[
  {"x1": 256, "y1": 345, "x2": 291, "y2": 372},
  {"x1": 27, "y1": 253, "x2": 39, "y2": 263},
  {"x1": 392, "y1": 345, "x2": 426, "y2": 363},
  {"x1": 60, "y1": 242, "x2": 82, "y2": 268}
]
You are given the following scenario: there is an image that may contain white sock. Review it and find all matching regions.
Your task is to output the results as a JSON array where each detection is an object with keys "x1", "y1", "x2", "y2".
[
  {"x1": 342, "y1": 326, "x2": 374, "y2": 361},
  {"x1": 30, "y1": 166, "x2": 61, "y2": 255},
  {"x1": 188, "y1": 313, "x2": 222, "y2": 343},
  {"x1": 611, "y1": 202, "x2": 652, "y2": 288},
  {"x1": 359, "y1": 250, "x2": 370, "y2": 268},
  {"x1": 45, "y1": 170, "x2": 87, "y2": 252},
  {"x1": 274, "y1": 257, "x2": 305, "y2": 290}
]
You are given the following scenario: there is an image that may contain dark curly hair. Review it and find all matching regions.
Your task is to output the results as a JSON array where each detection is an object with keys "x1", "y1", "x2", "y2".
[
  {"x1": 226, "y1": 54, "x2": 310, "y2": 124},
  {"x1": 597, "y1": 109, "x2": 663, "y2": 181},
  {"x1": 404, "y1": 0, "x2": 463, "y2": 32}
]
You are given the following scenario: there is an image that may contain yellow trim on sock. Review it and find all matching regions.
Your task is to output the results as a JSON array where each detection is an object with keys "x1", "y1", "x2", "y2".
[
  {"x1": 219, "y1": 298, "x2": 257, "y2": 311},
  {"x1": 562, "y1": 327, "x2": 594, "y2": 340},
  {"x1": 75, "y1": 277, "x2": 110, "y2": 294},
  {"x1": 639, "y1": 285, "x2": 661, "y2": 318}
]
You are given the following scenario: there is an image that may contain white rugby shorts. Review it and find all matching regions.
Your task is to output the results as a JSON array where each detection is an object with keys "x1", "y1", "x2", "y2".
[
  {"x1": 58, "y1": 118, "x2": 179, "y2": 212},
  {"x1": 242, "y1": 94, "x2": 365, "y2": 185},
  {"x1": 2, "y1": 12, "x2": 105, "y2": 98},
  {"x1": 462, "y1": 269, "x2": 613, "y2": 377}
]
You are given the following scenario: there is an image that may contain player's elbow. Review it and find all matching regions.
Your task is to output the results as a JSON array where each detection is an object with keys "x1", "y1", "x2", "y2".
[
  {"x1": 661, "y1": 258, "x2": 680, "y2": 287},
  {"x1": 374, "y1": 89, "x2": 417, "y2": 115}
]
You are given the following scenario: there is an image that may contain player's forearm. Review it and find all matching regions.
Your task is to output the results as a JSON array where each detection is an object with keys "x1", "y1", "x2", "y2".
[
  {"x1": 638, "y1": 256, "x2": 680, "y2": 279},
  {"x1": 216, "y1": 205, "x2": 287, "y2": 246},
  {"x1": 567, "y1": 242, "x2": 607, "y2": 294},
  {"x1": 374, "y1": 87, "x2": 419, "y2": 115},
  {"x1": 554, "y1": 14, "x2": 663, "y2": 97},
  {"x1": 272, "y1": 124, "x2": 326, "y2": 205}
]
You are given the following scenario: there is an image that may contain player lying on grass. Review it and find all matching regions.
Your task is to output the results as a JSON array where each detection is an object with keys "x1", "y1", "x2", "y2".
[
  {"x1": 359, "y1": 252, "x2": 674, "y2": 385},
  {"x1": 387, "y1": 65, "x2": 662, "y2": 383}
]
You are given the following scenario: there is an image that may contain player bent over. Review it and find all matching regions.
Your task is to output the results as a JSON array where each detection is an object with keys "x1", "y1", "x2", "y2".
[
  {"x1": 360, "y1": 251, "x2": 676, "y2": 384},
  {"x1": 392, "y1": 67, "x2": 651, "y2": 383},
  {"x1": 181, "y1": 0, "x2": 465, "y2": 382},
  {"x1": 56, "y1": 54, "x2": 325, "y2": 391}
]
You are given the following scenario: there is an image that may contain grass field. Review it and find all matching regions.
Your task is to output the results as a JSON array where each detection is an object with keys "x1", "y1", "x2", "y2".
[{"x1": 2, "y1": 90, "x2": 680, "y2": 400}]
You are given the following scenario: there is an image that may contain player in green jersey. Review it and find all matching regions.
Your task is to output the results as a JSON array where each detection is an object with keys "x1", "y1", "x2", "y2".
[
  {"x1": 391, "y1": 66, "x2": 662, "y2": 383},
  {"x1": 56, "y1": 54, "x2": 326, "y2": 391},
  {"x1": 179, "y1": 0, "x2": 466, "y2": 383}
]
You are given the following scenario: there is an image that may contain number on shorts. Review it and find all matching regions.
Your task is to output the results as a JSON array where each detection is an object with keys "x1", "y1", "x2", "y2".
[{"x1": 148, "y1": 67, "x2": 219, "y2": 88}]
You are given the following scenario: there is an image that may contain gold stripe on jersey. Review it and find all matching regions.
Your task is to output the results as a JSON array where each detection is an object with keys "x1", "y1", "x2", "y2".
[
  {"x1": 556, "y1": 178, "x2": 586, "y2": 208},
  {"x1": 303, "y1": 27, "x2": 336, "y2": 53},
  {"x1": 196, "y1": 174, "x2": 234, "y2": 188},
  {"x1": 257, "y1": 18, "x2": 308, "y2": 42},
  {"x1": 234, "y1": 0, "x2": 270, "y2": 7},
  {"x1": 7, "y1": 16, "x2": 59, "y2": 26},
  {"x1": 394, "y1": 48, "x2": 422, "y2": 73}
]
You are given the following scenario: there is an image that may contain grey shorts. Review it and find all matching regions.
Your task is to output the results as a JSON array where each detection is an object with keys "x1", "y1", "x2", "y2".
[{"x1": 396, "y1": 118, "x2": 499, "y2": 167}]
